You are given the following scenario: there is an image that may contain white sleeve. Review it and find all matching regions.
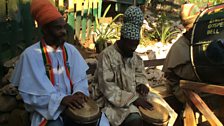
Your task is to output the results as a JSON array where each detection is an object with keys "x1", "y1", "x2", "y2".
[
  {"x1": 73, "y1": 75, "x2": 89, "y2": 96},
  {"x1": 20, "y1": 91, "x2": 66, "y2": 120},
  {"x1": 67, "y1": 44, "x2": 89, "y2": 96}
]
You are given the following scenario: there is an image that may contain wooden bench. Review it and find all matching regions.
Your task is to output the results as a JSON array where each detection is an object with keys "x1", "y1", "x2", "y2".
[
  {"x1": 143, "y1": 58, "x2": 165, "y2": 67},
  {"x1": 87, "y1": 58, "x2": 166, "y2": 74}
]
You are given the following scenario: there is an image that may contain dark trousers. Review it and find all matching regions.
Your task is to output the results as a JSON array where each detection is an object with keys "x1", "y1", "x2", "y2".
[
  {"x1": 62, "y1": 114, "x2": 100, "y2": 126},
  {"x1": 120, "y1": 113, "x2": 144, "y2": 126}
]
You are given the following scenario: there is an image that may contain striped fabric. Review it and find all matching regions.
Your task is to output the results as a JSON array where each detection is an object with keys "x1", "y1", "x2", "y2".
[{"x1": 39, "y1": 39, "x2": 73, "y2": 126}]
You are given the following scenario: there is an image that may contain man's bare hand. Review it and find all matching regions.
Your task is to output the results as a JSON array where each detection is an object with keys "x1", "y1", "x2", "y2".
[
  {"x1": 74, "y1": 92, "x2": 89, "y2": 102},
  {"x1": 133, "y1": 97, "x2": 153, "y2": 110},
  {"x1": 61, "y1": 92, "x2": 88, "y2": 109},
  {"x1": 136, "y1": 84, "x2": 149, "y2": 96}
]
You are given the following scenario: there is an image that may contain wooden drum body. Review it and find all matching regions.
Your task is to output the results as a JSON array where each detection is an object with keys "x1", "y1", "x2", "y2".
[
  {"x1": 139, "y1": 102, "x2": 169, "y2": 126},
  {"x1": 64, "y1": 99, "x2": 101, "y2": 125}
]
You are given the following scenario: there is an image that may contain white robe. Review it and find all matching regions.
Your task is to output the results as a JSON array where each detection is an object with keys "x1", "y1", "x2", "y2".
[{"x1": 10, "y1": 42, "x2": 109, "y2": 126}]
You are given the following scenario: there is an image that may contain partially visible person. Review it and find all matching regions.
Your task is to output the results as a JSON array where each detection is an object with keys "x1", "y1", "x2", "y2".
[
  {"x1": 92, "y1": 6, "x2": 177, "y2": 126},
  {"x1": 10, "y1": 0, "x2": 109, "y2": 126},
  {"x1": 162, "y1": 3, "x2": 201, "y2": 103},
  {"x1": 206, "y1": 39, "x2": 224, "y2": 64}
]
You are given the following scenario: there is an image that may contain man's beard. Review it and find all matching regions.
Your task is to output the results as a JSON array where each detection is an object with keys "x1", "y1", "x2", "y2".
[
  {"x1": 48, "y1": 30, "x2": 66, "y2": 47},
  {"x1": 55, "y1": 39, "x2": 65, "y2": 47},
  {"x1": 52, "y1": 34, "x2": 66, "y2": 47},
  {"x1": 123, "y1": 49, "x2": 134, "y2": 58}
]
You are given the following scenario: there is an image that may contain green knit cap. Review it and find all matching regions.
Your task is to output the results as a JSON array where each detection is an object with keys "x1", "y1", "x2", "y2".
[
  {"x1": 123, "y1": 6, "x2": 144, "y2": 26},
  {"x1": 121, "y1": 23, "x2": 141, "y2": 40},
  {"x1": 121, "y1": 6, "x2": 144, "y2": 40}
]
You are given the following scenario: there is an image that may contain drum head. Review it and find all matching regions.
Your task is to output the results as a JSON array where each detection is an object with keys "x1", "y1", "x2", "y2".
[
  {"x1": 139, "y1": 102, "x2": 169, "y2": 125},
  {"x1": 191, "y1": 4, "x2": 224, "y2": 84},
  {"x1": 64, "y1": 99, "x2": 101, "y2": 124}
]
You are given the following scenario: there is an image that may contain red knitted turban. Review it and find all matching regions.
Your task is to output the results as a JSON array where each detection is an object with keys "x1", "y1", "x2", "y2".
[
  {"x1": 30, "y1": 0, "x2": 62, "y2": 26},
  {"x1": 180, "y1": 3, "x2": 200, "y2": 29}
]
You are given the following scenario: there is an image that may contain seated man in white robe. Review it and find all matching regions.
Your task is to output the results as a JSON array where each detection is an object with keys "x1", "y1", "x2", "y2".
[{"x1": 10, "y1": 0, "x2": 109, "y2": 126}]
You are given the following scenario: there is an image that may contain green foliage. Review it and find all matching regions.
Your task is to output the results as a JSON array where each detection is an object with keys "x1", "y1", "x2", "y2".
[
  {"x1": 144, "y1": 13, "x2": 181, "y2": 44},
  {"x1": 155, "y1": 23, "x2": 180, "y2": 44},
  {"x1": 185, "y1": 0, "x2": 224, "y2": 7},
  {"x1": 94, "y1": 4, "x2": 123, "y2": 52}
]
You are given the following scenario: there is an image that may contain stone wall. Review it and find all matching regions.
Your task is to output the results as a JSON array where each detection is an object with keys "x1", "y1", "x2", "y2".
[{"x1": 0, "y1": 56, "x2": 30, "y2": 126}]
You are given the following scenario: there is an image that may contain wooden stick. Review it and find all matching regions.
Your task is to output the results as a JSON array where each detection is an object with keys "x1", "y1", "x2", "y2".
[
  {"x1": 81, "y1": 0, "x2": 89, "y2": 43},
  {"x1": 183, "y1": 103, "x2": 197, "y2": 126},
  {"x1": 184, "y1": 90, "x2": 223, "y2": 126},
  {"x1": 133, "y1": 0, "x2": 136, "y2": 6},
  {"x1": 180, "y1": 80, "x2": 224, "y2": 96}
]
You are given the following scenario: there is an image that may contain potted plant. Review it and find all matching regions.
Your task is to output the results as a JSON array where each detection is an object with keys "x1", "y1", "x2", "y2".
[{"x1": 94, "y1": 5, "x2": 123, "y2": 53}]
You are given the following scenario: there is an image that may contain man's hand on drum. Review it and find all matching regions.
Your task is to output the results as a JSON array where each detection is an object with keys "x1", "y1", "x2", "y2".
[
  {"x1": 133, "y1": 97, "x2": 153, "y2": 110},
  {"x1": 61, "y1": 92, "x2": 89, "y2": 109},
  {"x1": 136, "y1": 84, "x2": 149, "y2": 96}
]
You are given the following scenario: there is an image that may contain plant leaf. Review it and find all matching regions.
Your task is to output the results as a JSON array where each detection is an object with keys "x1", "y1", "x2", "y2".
[{"x1": 103, "y1": 4, "x2": 111, "y2": 18}]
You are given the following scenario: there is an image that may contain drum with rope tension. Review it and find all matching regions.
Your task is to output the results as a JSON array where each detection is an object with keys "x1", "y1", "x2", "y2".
[
  {"x1": 63, "y1": 98, "x2": 101, "y2": 126},
  {"x1": 139, "y1": 101, "x2": 169, "y2": 126}
]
